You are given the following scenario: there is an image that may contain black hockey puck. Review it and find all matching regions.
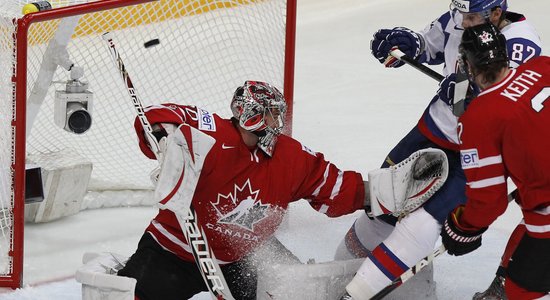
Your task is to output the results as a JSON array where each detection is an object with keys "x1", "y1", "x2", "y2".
[{"x1": 144, "y1": 38, "x2": 160, "y2": 48}]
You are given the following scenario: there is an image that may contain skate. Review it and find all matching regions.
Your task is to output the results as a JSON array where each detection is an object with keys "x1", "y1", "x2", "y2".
[{"x1": 472, "y1": 275, "x2": 507, "y2": 300}]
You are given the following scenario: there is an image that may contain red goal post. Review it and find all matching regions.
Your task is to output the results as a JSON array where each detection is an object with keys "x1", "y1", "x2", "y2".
[{"x1": 0, "y1": 0, "x2": 296, "y2": 288}]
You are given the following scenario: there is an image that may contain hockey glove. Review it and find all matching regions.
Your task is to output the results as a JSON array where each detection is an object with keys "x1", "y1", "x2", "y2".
[
  {"x1": 437, "y1": 73, "x2": 457, "y2": 106},
  {"x1": 370, "y1": 27, "x2": 424, "y2": 68},
  {"x1": 438, "y1": 72, "x2": 482, "y2": 116},
  {"x1": 149, "y1": 123, "x2": 177, "y2": 184},
  {"x1": 441, "y1": 205, "x2": 488, "y2": 256}
]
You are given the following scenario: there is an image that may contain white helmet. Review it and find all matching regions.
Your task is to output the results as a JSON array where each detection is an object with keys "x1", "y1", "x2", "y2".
[
  {"x1": 450, "y1": 0, "x2": 507, "y2": 23},
  {"x1": 231, "y1": 81, "x2": 287, "y2": 157},
  {"x1": 451, "y1": 0, "x2": 507, "y2": 14}
]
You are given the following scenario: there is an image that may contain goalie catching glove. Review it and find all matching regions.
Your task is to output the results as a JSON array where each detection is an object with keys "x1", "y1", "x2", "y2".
[{"x1": 367, "y1": 148, "x2": 448, "y2": 218}]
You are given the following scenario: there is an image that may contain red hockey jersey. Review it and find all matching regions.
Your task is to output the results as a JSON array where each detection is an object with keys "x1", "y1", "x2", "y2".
[
  {"x1": 457, "y1": 56, "x2": 550, "y2": 239},
  {"x1": 134, "y1": 104, "x2": 365, "y2": 263}
]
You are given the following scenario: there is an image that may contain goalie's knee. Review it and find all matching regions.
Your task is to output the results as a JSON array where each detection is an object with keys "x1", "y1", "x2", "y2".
[{"x1": 76, "y1": 252, "x2": 136, "y2": 300}]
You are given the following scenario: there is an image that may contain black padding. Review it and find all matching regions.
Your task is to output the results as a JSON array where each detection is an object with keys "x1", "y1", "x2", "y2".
[
  {"x1": 507, "y1": 234, "x2": 550, "y2": 292},
  {"x1": 25, "y1": 166, "x2": 44, "y2": 204}
]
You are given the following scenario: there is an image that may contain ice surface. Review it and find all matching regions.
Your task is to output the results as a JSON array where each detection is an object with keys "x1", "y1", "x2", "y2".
[{"x1": 1, "y1": 0, "x2": 547, "y2": 298}]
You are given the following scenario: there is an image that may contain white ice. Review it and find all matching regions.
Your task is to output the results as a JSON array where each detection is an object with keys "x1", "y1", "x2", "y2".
[{"x1": 1, "y1": 0, "x2": 548, "y2": 299}]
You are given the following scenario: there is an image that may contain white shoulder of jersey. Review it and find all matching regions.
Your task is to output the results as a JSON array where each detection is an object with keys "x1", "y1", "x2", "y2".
[
  {"x1": 501, "y1": 19, "x2": 542, "y2": 46},
  {"x1": 420, "y1": 11, "x2": 463, "y2": 74},
  {"x1": 501, "y1": 20, "x2": 542, "y2": 68}
]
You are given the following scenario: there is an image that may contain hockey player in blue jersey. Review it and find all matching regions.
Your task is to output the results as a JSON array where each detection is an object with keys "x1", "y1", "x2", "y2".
[{"x1": 336, "y1": 1, "x2": 543, "y2": 299}]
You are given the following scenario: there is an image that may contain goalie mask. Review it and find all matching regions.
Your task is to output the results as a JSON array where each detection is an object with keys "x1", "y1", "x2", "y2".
[{"x1": 231, "y1": 81, "x2": 287, "y2": 157}]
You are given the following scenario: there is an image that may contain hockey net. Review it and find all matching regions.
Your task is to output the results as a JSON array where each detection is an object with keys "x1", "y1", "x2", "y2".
[{"x1": 0, "y1": 0, "x2": 295, "y2": 288}]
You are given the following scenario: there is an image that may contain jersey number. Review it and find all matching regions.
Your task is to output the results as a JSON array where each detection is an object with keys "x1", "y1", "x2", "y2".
[
  {"x1": 531, "y1": 87, "x2": 550, "y2": 112},
  {"x1": 511, "y1": 43, "x2": 536, "y2": 64}
]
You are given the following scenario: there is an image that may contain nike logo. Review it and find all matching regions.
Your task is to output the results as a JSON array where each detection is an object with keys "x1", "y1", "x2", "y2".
[{"x1": 222, "y1": 144, "x2": 235, "y2": 149}]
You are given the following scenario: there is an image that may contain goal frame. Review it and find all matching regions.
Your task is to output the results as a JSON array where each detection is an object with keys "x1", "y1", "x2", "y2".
[{"x1": 3, "y1": 0, "x2": 296, "y2": 289}]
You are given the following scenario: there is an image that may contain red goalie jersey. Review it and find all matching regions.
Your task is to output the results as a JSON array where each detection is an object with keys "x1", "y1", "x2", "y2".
[
  {"x1": 134, "y1": 103, "x2": 365, "y2": 263},
  {"x1": 458, "y1": 56, "x2": 550, "y2": 239}
]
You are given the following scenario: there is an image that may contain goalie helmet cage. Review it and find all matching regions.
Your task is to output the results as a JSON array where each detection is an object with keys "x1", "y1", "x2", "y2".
[{"x1": 0, "y1": 0, "x2": 296, "y2": 288}]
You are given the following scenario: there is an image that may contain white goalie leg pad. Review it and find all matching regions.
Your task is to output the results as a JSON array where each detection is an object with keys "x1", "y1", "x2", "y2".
[
  {"x1": 256, "y1": 258, "x2": 364, "y2": 300},
  {"x1": 369, "y1": 148, "x2": 448, "y2": 217},
  {"x1": 75, "y1": 252, "x2": 136, "y2": 300}
]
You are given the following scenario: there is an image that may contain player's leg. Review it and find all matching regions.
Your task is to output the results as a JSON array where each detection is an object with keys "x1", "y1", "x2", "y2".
[
  {"x1": 342, "y1": 128, "x2": 465, "y2": 299},
  {"x1": 336, "y1": 125, "x2": 435, "y2": 258},
  {"x1": 223, "y1": 237, "x2": 301, "y2": 300},
  {"x1": 474, "y1": 223, "x2": 526, "y2": 300},
  {"x1": 336, "y1": 126, "x2": 439, "y2": 298},
  {"x1": 504, "y1": 279, "x2": 550, "y2": 300},
  {"x1": 505, "y1": 233, "x2": 550, "y2": 299},
  {"x1": 334, "y1": 212, "x2": 435, "y2": 300},
  {"x1": 344, "y1": 207, "x2": 440, "y2": 300},
  {"x1": 117, "y1": 232, "x2": 208, "y2": 300},
  {"x1": 119, "y1": 235, "x2": 295, "y2": 300},
  {"x1": 222, "y1": 259, "x2": 257, "y2": 300},
  {"x1": 500, "y1": 224, "x2": 526, "y2": 273},
  {"x1": 335, "y1": 127, "x2": 426, "y2": 260},
  {"x1": 334, "y1": 213, "x2": 394, "y2": 260}
]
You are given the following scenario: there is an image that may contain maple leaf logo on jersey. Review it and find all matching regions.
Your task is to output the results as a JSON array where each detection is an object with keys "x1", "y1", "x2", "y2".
[
  {"x1": 479, "y1": 31, "x2": 494, "y2": 44},
  {"x1": 211, "y1": 179, "x2": 269, "y2": 231}
]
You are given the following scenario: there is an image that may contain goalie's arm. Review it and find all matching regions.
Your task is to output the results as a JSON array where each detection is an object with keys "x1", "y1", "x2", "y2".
[
  {"x1": 133, "y1": 104, "x2": 197, "y2": 159},
  {"x1": 290, "y1": 145, "x2": 366, "y2": 217}
]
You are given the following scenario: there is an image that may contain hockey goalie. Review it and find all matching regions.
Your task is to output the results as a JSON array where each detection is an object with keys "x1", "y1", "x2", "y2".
[{"x1": 76, "y1": 81, "x2": 447, "y2": 300}]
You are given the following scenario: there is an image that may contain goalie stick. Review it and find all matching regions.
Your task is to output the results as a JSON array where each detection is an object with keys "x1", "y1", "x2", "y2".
[
  {"x1": 102, "y1": 32, "x2": 161, "y2": 161},
  {"x1": 369, "y1": 190, "x2": 518, "y2": 300},
  {"x1": 102, "y1": 32, "x2": 235, "y2": 300}
]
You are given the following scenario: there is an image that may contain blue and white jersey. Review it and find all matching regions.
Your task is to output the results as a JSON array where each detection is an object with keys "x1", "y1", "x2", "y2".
[{"x1": 416, "y1": 11, "x2": 542, "y2": 150}]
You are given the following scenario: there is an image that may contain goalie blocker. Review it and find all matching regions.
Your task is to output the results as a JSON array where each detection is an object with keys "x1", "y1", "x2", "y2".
[{"x1": 368, "y1": 148, "x2": 448, "y2": 218}]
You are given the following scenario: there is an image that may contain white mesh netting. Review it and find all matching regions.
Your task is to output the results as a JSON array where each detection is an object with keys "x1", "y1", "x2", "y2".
[{"x1": 0, "y1": 0, "x2": 291, "y2": 279}]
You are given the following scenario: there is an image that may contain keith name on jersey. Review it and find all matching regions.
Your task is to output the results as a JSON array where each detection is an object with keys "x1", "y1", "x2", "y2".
[{"x1": 501, "y1": 69, "x2": 542, "y2": 102}]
